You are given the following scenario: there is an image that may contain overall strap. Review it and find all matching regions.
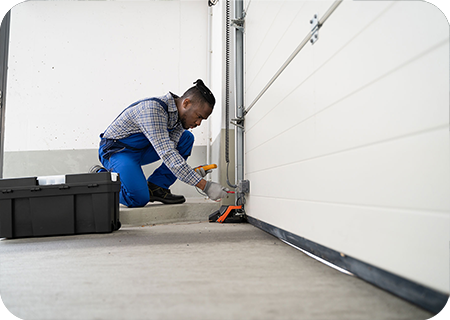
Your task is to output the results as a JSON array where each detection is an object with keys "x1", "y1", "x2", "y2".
[
  {"x1": 148, "y1": 97, "x2": 168, "y2": 113},
  {"x1": 100, "y1": 97, "x2": 171, "y2": 160},
  {"x1": 109, "y1": 97, "x2": 169, "y2": 125}
]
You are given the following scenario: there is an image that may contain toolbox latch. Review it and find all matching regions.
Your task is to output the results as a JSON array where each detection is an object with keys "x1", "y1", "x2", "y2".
[
  {"x1": 30, "y1": 187, "x2": 41, "y2": 192},
  {"x1": 88, "y1": 183, "x2": 99, "y2": 188},
  {"x1": 1, "y1": 189, "x2": 12, "y2": 194},
  {"x1": 59, "y1": 185, "x2": 70, "y2": 190}
]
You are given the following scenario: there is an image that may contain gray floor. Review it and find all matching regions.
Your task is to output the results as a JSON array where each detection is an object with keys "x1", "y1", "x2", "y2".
[{"x1": 0, "y1": 221, "x2": 432, "y2": 320}]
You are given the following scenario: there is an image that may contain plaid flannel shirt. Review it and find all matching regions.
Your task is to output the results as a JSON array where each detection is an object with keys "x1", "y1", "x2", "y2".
[{"x1": 102, "y1": 92, "x2": 202, "y2": 186}]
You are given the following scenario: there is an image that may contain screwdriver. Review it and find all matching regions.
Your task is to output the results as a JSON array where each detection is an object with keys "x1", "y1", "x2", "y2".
[{"x1": 194, "y1": 164, "x2": 217, "y2": 174}]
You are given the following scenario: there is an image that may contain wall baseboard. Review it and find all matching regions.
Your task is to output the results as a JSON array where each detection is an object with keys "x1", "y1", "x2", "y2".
[{"x1": 247, "y1": 215, "x2": 449, "y2": 314}]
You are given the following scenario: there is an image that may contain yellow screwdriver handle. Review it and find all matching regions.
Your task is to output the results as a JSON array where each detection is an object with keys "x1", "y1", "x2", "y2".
[
  {"x1": 195, "y1": 164, "x2": 218, "y2": 173},
  {"x1": 201, "y1": 164, "x2": 217, "y2": 171}
]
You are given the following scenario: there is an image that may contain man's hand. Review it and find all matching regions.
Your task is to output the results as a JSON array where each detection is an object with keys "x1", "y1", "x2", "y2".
[
  {"x1": 203, "y1": 181, "x2": 228, "y2": 201},
  {"x1": 195, "y1": 165, "x2": 212, "y2": 178}
]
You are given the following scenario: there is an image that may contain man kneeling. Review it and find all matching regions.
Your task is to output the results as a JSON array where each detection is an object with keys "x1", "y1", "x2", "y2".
[{"x1": 92, "y1": 79, "x2": 228, "y2": 207}]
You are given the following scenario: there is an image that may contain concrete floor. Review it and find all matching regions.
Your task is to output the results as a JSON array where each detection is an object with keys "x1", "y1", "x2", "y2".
[{"x1": 0, "y1": 221, "x2": 433, "y2": 320}]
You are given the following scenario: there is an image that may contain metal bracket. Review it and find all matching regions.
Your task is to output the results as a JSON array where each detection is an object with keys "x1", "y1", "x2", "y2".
[
  {"x1": 310, "y1": 14, "x2": 320, "y2": 44},
  {"x1": 231, "y1": 11, "x2": 246, "y2": 32},
  {"x1": 237, "y1": 180, "x2": 250, "y2": 194},
  {"x1": 230, "y1": 116, "x2": 245, "y2": 130}
]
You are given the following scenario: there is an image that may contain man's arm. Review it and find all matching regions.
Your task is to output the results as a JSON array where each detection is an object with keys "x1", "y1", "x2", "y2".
[{"x1": 139, "y1": 101, "x2": 202, "y2": 187}]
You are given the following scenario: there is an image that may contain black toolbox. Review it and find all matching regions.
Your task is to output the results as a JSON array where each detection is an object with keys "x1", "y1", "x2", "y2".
[{"x1": 0, "y1": 172, "x2": 121, "y2": 239}]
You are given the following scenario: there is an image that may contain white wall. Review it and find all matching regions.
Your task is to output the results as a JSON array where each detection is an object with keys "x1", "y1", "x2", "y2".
[
  {"x1": 209, "y1": 0, "x2": 225, "y2": 145},
  {"x1": 5, "y1": 0, "x2": 209, "y2": 153},
  {"x1": 244, "y1": 0, "x2": 449, "y2": 294}
]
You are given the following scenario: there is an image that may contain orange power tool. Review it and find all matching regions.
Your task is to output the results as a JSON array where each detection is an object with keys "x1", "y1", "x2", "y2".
[{"x1": 209, "y1": 205, "x2": 245, "y2": 223}]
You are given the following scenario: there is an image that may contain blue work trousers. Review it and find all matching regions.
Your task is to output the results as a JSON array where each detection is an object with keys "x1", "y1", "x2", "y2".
[{"x1": 98, "y1": 131, "x2": 194, "y2": 207}]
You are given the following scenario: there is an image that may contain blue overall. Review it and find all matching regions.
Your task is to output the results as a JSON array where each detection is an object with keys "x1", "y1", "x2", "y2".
[
  {"x1": 98, "y1": 131, "x2": 194, "y2": 207},
  {"x1": 98, "y1": 97, "x2": 195, "y2": 207}
]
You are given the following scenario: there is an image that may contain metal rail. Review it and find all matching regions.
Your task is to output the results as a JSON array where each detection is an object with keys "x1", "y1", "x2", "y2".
[
  {"x1": 244, "y1": 0, "x2": 343, "y2": 115},
  {"x1": 235, "y1": 0, "x2": 245, "y2": 204}
]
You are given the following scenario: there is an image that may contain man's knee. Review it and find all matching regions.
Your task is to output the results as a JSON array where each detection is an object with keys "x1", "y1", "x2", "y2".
[
  {"x1": 120, "y1": 187, "x2": 150, "y2": 208},
  {"x1": 181, "y1": 130, "x2": 194, "y2": 145},
  {"x1": 178, "y1": 130, "x2": 195, "y2": 158}
]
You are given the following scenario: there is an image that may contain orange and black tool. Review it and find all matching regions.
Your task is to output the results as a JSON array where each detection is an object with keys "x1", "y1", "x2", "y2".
[
  {"x1": 194, "y1": 164, "x2": 217, "y2": 174},
  {"x1": 209, "y1": 205, "x2": 246, "y2": 223}
]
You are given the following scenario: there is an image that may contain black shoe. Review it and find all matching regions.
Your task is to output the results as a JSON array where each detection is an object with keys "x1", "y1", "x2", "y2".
[
  {"x1": 148, "y1": 181, "x2": 186, "y2": 204},
  {"x1": 89, "y1": 165, "x2": 107, "y2": 173}
]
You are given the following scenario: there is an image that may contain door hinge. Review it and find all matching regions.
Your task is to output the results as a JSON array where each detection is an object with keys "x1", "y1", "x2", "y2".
[{"x1": 310, "y1": 14, "x2": 320, "y2": 44}]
